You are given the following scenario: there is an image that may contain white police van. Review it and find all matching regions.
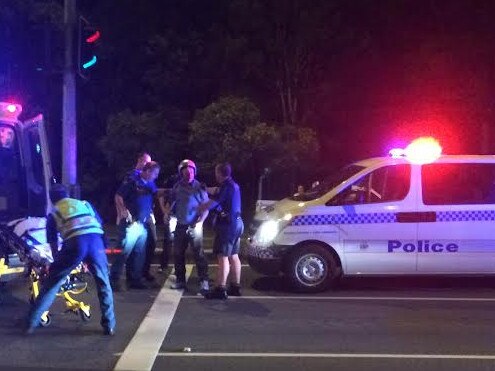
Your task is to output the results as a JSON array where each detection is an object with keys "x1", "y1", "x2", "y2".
[{"x1": 247, "y1": 138, "x2": 495, "y2": 292}]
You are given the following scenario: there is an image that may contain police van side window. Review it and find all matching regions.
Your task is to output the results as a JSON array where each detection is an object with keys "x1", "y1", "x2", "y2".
[
  {"x1": 422, "y1": 163, "x2": 495, "y2": 205},
  {"x1": 328, "y1": 165, "x2": 411, "y2": 205}
]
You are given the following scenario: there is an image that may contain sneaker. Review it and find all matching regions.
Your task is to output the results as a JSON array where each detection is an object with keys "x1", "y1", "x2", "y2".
[
  {"x1": 227, "y1": 284, "x2": 242, "y2": 297},
  {"x1": 170, "y1": 281, "x2": 186, "y2": 290},
  {"x1": 103, "y1": 327, "x2": 115, "y2": 336},
  {"x1": 199, "y1": 280, "x2": 209, "y2": 294},
  {"x1": 205, "y1": 286, "x2": 228, "y2": 300}
]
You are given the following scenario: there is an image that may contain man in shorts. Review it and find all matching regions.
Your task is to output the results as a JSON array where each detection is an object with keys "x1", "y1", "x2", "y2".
[{"x1": 199, "y1": 163, "x2": 244, "y2": 299}]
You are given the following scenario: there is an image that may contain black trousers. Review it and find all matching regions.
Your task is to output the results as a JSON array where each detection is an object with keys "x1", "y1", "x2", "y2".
[
  {"x1": 173, "y1": 224, "x2": 208, "y2": 283},
  {"x1": 161, "y1": 220, "x2": 172, "y2": 269}
]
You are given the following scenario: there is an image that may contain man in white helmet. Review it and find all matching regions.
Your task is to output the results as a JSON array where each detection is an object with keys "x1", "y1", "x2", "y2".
[{"x1": 162, "y1": 159, "x2": 209, "y2": 293}]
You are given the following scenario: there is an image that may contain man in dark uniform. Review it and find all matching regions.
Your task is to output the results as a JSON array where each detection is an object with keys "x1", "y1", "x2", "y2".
[
  {"x1": 163, "y1": 159, "x2": 209, "y2": 293},
  {"x1": 118, "y1": 152, "x2": 158, "y2": 282},
  {"x1": 26, "y1": 184, "x2": 115, "y2": 335},
  {"x1": 199, "y1": 162, "x2": 244, "y2": 299},
  {"x1": 111, "y1": 161, "x2": 160, "y2": 291}
]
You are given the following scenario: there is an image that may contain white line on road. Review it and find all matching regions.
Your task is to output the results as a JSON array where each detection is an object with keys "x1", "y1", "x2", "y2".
[
  {"x1": 149, "y1": 263, "x2": 249, "y2": 267},
  {"x1": 154, "y1": 352, "x2": 495, "y2": 360},
  {"x1": 113, "y1": 265, "x2": 193, "y2": 371},
  {"x1": 181, "y1": 295, "x2": 495, "y2": 302}
]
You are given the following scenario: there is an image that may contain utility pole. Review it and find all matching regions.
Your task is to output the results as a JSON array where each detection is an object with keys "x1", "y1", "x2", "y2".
[{"x1": 62, "y1": 0, "x2": 78, "y2": 197}]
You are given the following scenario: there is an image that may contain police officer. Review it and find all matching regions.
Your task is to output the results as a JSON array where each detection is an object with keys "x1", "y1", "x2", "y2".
[
  {"x1": 164, "y1": 159, "x2": 209, "y2": 293},
  {"x1": 199, "y1": 162, "x2": 244, "y2": 299},
  {"x1": 25, "y1": 184, "x2": 115, "y2": 335},
  {"x1": 117, "y1": 152, "x2": 157, "y2": 282},
  {"x1": 111, "y1": 161, "x2": 160, "y2": 291}
]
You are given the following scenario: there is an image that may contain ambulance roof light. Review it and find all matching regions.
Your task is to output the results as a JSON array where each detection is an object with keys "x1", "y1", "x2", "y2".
[
  {"x1": 0, "y1": 102, "x2": 23, "y2": 122},
  {"x1": 389, "y1": 137, "x2": 442, "y2": 164}
]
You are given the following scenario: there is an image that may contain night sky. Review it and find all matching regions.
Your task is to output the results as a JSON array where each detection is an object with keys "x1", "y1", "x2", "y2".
[{"x1": 2, "y1": 0, "x2": 495, "y2": 212}]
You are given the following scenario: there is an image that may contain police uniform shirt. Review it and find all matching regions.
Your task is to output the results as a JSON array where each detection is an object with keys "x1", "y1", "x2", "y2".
[
  {"x1": 212, "y1": 177, "x2": 242, "y2": 226},
  {"x1": 124, "y1": 168, "x2": 141, "y2": 183},
  {"x1": 117, "y1": 175, "x2": 157, "y2": 223},
  {"x1": 170, "y1": 179, "x2": 208, "y2": 225}
]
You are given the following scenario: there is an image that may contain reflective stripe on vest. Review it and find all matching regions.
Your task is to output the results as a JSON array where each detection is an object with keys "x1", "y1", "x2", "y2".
[{"x1": 52, "y1": 198, "x2": 104, "y2": 240}]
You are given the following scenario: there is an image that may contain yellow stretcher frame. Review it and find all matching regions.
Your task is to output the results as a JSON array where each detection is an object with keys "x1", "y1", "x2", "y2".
[{"x1": 30, "y1": 266, "x2": 91, "y2": 326}]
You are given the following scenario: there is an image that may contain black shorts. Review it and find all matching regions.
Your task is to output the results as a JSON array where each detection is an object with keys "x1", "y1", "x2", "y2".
[{"x1": 213, "y1": 218, "x2": 244, "y2": 257}]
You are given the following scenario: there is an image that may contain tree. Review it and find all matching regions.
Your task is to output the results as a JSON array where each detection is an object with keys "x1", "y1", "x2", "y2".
[
  {"x1": 189, "y1": 96, "x2": 319, "y2": 206},
  {"x1": 223, "y1": 0, "x2": 351, "y2": 126},
  {"x1": 98, "y1": 109, "x2": 186, "y2": 181}
]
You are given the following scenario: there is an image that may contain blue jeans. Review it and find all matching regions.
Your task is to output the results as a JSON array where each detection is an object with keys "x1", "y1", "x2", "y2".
[
  {"x1": 28, "y1": 233, "x2": 115, "y2": 330},
  {"x1": 110, "y1": 221, "x2": 147, "y2": 284}
]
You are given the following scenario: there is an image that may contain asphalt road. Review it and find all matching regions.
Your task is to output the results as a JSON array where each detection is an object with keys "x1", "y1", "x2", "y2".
[{"x1": 2, "y1": 252, "x2": 495, "y2": 371}]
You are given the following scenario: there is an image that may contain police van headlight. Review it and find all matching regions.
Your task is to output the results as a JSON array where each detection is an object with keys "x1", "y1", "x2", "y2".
[
  {"x1": 255, "y1": 213, "x2": 292, "y2": 247},
  {"x1": 258, "y1": 220, "x2": 279, "y2": 245}
]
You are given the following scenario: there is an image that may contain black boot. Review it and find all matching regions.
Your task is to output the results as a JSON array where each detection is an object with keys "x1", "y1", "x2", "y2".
[
  {"x1": 205, "y1": 286, "x2": 228, "y2": 300},
  {"x1": 227, "y1": 283, "x2": 242, "y2": 297}
]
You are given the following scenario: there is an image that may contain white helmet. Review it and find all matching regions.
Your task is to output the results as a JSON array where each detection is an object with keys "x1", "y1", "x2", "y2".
[{"x1": 178, "y1": 159, "x2": 197, "y2": 174}]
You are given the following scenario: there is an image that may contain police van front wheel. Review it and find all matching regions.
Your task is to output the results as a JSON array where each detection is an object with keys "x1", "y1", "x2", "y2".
[{"x1": 285, "y1": 244, "x2": 339, "y2": 293}]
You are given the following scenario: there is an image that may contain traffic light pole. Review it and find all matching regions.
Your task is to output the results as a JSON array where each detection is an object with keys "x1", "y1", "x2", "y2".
[{"x1": 62, "y1": 0, "x2": 79, "y2": 197}]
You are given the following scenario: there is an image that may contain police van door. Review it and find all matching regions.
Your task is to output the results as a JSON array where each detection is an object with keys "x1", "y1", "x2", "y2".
[
  {"x1": 18, "y1": 115, "x2": 52, "y2": 216},
  {"x1": 418, "y1": 162, "x2": 495, "y2": 273},
  {"x1": 326, "y1": 164, "x2": 418, "y2": 274}
]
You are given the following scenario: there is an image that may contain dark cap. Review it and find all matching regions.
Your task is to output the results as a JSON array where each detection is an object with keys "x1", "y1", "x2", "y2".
[{"x1": 49, "y1": 184, "x2": 69, "y2": 203}]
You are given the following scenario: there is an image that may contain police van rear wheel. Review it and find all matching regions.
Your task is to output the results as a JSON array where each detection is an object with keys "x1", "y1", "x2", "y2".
[{"x1": 285, "y1": 244, "x2": 338, "y2": 293}]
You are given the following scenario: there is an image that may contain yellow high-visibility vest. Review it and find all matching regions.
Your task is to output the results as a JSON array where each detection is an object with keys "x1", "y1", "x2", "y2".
[{"x1": 52, "y1": 198, "x2": 103, "y2": 240}]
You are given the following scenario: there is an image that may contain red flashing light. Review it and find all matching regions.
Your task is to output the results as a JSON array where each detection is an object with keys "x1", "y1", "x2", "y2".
[
  {"x1": 86, "y1": 30, "x2": 100, "y2": 43},
  {"x1": 405, "y1": 137, "x2": 442, "y2": 164},
  {"x1": 389, "y1": 137, "x2": 442, "y2": 164},
  {"x1": 0, "y1": 102, "x2": 22, "y2": 122}
]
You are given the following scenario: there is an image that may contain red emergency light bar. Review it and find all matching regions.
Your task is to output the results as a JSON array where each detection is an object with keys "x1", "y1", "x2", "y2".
[
  {"x1": 389, "y1": 137, "x2": 442, "y2": 164},
  {"x1": 0, "y1": 102, "x2": 22, "y2": 122}
]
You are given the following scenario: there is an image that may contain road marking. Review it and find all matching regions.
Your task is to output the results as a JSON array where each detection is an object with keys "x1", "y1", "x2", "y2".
[
  {"x1": 149, "y1": 263, "x2": 249, "y2": 267},
  {"x1": 113, "y1": 265, "x2": 193, "y2": 371},
  {"x1": 154, "y1": 352, "x2": 495, "y2": 360},
  {"x1": 180, "y1": 295, "x2": 495, "y2": 302}
]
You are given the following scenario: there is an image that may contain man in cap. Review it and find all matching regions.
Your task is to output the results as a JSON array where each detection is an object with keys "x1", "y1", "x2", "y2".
[
  {"x1": 25, "y1": 184, "x2": 115, "y2": 335},
  {"x1": 163, "y1": 159, "x2": 209, "y2": 293}
]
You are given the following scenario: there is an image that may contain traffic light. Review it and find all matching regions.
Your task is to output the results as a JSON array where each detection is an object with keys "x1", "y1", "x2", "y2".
[{"x1": 78, "y1": 16, "x2": 100, "y2": 78}]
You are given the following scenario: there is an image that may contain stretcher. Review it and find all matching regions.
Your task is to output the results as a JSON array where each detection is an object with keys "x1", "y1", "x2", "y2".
[{"x1": 0, "y1": 218, "x2": 91, "y2": 326}]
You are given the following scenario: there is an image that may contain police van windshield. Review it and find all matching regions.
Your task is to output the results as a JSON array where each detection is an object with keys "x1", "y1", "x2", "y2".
[{"x1": 290, "y1": 165, "x2": 365, "y2": 201}]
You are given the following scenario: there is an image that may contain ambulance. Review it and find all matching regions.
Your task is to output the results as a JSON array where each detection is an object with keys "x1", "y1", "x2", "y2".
[
  {"x1": 247, "y1": 138, "x2": 495, "y2": 292},
  {"x1": 0, "y1": 102, "x2": 53, "y2": 280}
]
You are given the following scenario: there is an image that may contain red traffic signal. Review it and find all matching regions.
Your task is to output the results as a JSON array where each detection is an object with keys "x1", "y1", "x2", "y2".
[{"x1": 78, "y1": 16, "x2": 100, "y2": 77}]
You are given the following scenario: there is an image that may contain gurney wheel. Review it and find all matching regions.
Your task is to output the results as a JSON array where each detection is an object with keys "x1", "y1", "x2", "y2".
[
  {"x1": 80, "y1": 309, "x2": 91, "y2": 322},
  {"x1": 40, "y1": 314, "x2": 51, "y2": 327}
]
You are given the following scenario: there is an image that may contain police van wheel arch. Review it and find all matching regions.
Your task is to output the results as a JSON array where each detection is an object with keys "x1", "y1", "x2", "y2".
[{"x1": 284, "y1": 242, "x2": 340, "y2": 293}]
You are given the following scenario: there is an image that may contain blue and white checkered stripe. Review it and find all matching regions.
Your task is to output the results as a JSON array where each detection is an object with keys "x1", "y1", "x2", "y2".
[
  {"x1": 437, "y1": 210, "x2": 495, "y2": 222},
  {"x1": 291, "y1": 212, "x2": 397, "y2": 226}
]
